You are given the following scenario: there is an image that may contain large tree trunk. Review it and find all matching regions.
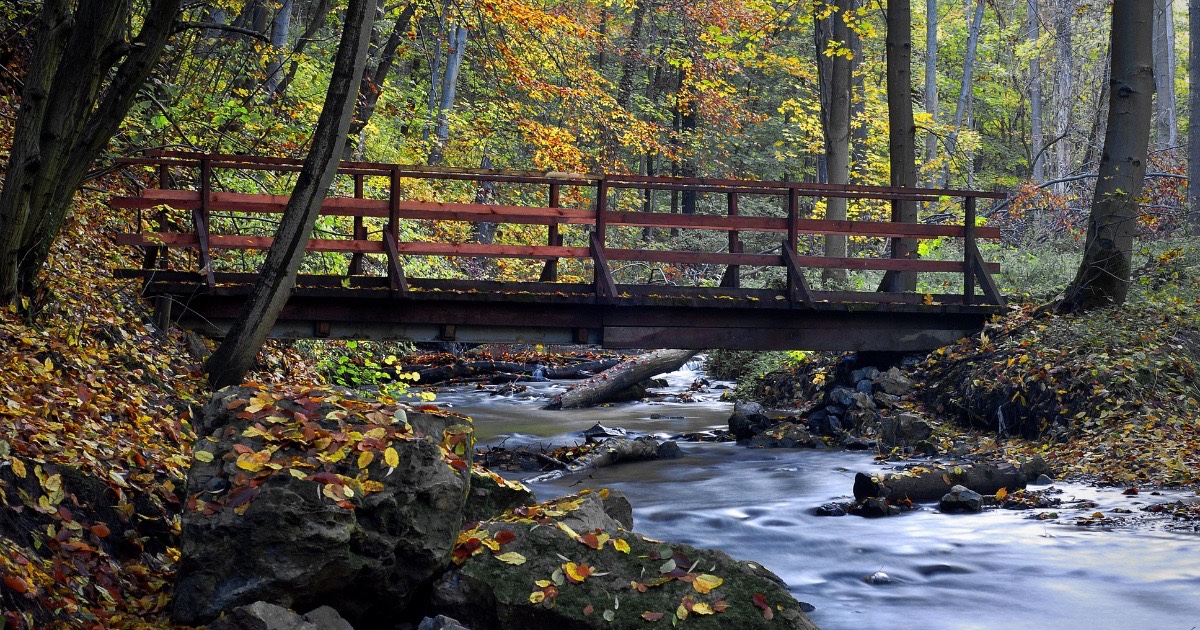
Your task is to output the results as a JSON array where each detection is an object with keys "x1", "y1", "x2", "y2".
[
  {"x1": 1153, "y1": 0, "x2": 1178, "y2": 149},
  {"x1": 940, "y1": 0, "x2": 985, "y2": 187},
  {"x1": 270, "y1": 0, "x2": 333, "y2": 102},
  {"x1": 818, "y1": 0, "x2": 853, "y2": 285},
  {"x1": 1027, "y1": 0, "x2": 1044, "y2": 181},
  {"x1": 852, "y1": 461, "x2": 1041, "y2": 503},
  {"x1": 263, "y1": 0, "x2": 294, "y2": 97},
  {"x1": 543, "y1": 349, "x2": 698, "y2": 410},
  {"x1": 923, "y1": 0, "x2": 938, "y2": 180},
  {"x1": 0, "y1": 0, "x2": 180, "y2": 303},
  {"x1": 1052, "y1": 0, "x2": 1075, "y2": 186},
  {"x1": 881, "y1": 0, "x2": 919, "y2": 292},
  {"x1": 1058, "y1": 0, "x2": 1154, "y2": 313},
  {"x1": 205, "y1": 0, "x2": 376, "y2": 388},
  {"x1": 849, "y1": 0, "x2": 867, "y2": 171},
  {"x1": 428, "y1": 25, "x2": 468, "y2": 166},
  {"x1": 1190, "y1": 0, "x2": 1200, "y2": 234}
]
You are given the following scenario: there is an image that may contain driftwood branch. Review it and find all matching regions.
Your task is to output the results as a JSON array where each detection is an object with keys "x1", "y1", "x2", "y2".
[{"x1": 543, "y1": 349, "x2": 699, "y2": 410}]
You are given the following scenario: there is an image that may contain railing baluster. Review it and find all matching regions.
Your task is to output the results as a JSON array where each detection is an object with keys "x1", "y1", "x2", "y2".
[
  {"x1": 721, "y1": 192, "x2": 740, "y2": 288},
  {"x1": 194, "y1": 156, "x2": 215, "y2": 288},
  {"x1": 349, "y1": 173, "x2": 365, "y2": 276},
  {"x1": 539, "y1": 182, "x2": 561, "y2": 281},
  {"x1": 963, "y1": 195, "x2": 976, "y2": 305}
]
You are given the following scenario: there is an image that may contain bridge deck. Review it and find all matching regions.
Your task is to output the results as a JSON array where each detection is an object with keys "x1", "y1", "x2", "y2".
[{"x1": 111, "y1": 151, "x2": 1007, "y2": 351}]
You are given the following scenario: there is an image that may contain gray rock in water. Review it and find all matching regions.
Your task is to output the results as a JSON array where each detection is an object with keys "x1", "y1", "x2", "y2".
[
  {"x1": 842, "y1": 436, "x2": 876, "y2": 450},
  {"x1": 601, "y1": 488, "x2": 635, "y2": 530},
  {"x1": 939, "y1": 485, "x2": 984, "y2": 513},
  {"x1": 854, "y1": 497, "x2": 892, "y2": 518},
  {"x1": 815, "y1": 502, "x2": 848, "y2": 517},
  {"x1": 878, "y1": 413, "x2": 934, "y2": 448},
  {"x1": 728, "y1": 401, "x2": 773, "y2": 441},
  {"x1": 864, "y1": 571, "x2": 893, "y2": 585},
  {"x1": 418, "y1": 615, "x2": 469, "y2": 630},
  {"x1": 747, "y1": 422, "x2": 815, "y2": 449},
  {"x1": 1032, "y1": 474, "x2": 1055, "y2": 486},
  {"x1": 805, "y1": 414, "x2": 842, "y2": 436},
  {"x1": 582, "y1": 422, "x2": 627, "y2": 442},
  {"x1": 656, "y1": 440, "x2": 684, "y2": 459},
  {"x1": 208, "y1": 601, "x2": 354, "y2": 630},
  {"x1": 173, "y1": 387, "x2": 470, "y2": 627}
]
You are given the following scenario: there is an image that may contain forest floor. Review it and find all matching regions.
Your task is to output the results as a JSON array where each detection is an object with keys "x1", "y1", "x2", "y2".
[
  {"x1": 1, "y1": 189, "x2": 1197, "y2": 626},
  {"x1": 728, "y1": 242, "x2": 1200, "y2": 490}
]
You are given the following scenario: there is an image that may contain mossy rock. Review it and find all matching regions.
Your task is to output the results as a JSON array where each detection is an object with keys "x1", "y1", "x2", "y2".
[{"x1": 431, "y1": 491, "x2": 817, "y2": 629}]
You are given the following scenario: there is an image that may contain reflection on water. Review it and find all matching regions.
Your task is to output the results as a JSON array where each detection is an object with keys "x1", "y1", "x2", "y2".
[{"x1": 432, "y1": 364, "x2": 1200, "y2": 630}]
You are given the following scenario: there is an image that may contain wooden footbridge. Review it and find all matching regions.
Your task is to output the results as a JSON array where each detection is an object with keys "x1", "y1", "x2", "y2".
[{"x1": 111, "y1": 151, "x2": 1006, "y2": 352}]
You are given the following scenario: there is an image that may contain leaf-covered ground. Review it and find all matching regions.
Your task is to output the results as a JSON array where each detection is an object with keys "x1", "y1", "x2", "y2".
[
  {"x1": 0, "y1": 192, "x2": 321, "y2": 627},
  {"x1": 920, "y1": 244, "x2": 1200, "y2": 488}
]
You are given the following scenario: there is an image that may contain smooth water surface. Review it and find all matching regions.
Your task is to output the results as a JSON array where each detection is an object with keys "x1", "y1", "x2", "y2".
[{"x1": 430, "y1": 364, "x2": 1200, "y2": 630}]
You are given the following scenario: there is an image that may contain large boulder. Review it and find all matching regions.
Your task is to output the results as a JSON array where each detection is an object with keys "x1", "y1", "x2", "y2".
[
  {"x1": 172, "y1": 386, "x2": 473, "y2": 626},
  {"x1": 747, "y1": 422, "x2": 815, "y2": 449},
  {"x1": 207, "y1": 601, "x2": 354, "y2": 630},
  {"x1": 939, "y1": 485, "x2": 984, "y2": 513},
  {"x1": 877, "y1": 413, "x2": 934, "y2": 448},
  {"x1": 431, "y1": 491, "x2": 818, "y2": 629},
  {"x1": 728, "y1": 401, "x2": 773, "y2": 441},
  {"x1": 465, "y1": 467, "x2": 536, "y2": 523}
]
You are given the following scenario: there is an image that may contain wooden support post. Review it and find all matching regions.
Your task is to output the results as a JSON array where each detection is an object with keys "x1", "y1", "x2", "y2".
[
  {"x1": 782, "y1": 239, "x2": 814, "y2": 307},
  {"x1": 153, "y1": 295, "x2": 172, "y2": 334},
  {"x1": 194, "y1": 156, "x2": 215, "y2": 288},
  {"x1": 963, "y1": 196, "x2": 976, "y2": 304},
  {"x1": 590, "y1": 232, "x2": 617, "y2": 301},
  {"x1": 540, "y1": 182, "x2": 561, "y2": 281},
  {"x1": 144, "y1": 159, "x2": 172, "y2": 271},
  {"x1": 720, "y1": 192, "x2": 741, "y2": 288},
  {"x1": 349, "y1": 173, "x2": 365, "y2": 275},
  {"x1": 385, "y1": 167, "x2": 408, "y2": 293}
]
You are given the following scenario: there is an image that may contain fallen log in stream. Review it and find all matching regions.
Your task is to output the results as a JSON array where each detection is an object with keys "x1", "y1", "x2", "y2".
[
  {"x1": 852, "y1": 457, "x2": 1051, "y2": 503},
  {"x1": 543, "y1": 349, "x2": 699, "y2": 409}
]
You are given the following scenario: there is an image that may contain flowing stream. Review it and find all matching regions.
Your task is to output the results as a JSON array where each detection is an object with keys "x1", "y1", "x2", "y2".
[{"x1": 430, "y1": 362, "x2": 1200, "y2": 630}]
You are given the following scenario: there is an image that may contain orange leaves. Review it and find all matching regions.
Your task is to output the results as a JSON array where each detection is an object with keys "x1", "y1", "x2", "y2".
[
  {"x1": 752, "y1": 592, "x2": 774, "y2": 620},
  {"x1": 3, "y1": 574, "x2": 30, "y2": 594}
]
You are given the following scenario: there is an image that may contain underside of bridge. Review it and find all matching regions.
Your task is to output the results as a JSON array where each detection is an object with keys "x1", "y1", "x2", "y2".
[{"x1": 138, "y1": 274, "x2": 1000, "y2": 352}]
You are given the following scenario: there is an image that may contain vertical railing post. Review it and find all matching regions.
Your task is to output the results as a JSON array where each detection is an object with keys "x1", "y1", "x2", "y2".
[
  {"x1": 349, "y1": 173, "x2": 365, "y2": 276},
  {"x1": 194, "y1": 155, "x2": 215, "y2": 287},
  {"x1": 787, "y1": 186, "x2": 799, "y2": 251},
  {"x1": 591, "y1": 176, "x2": 616, "y2": 300},
  {"x1": 382, "y1": 166, "x2": 409, "y2": 293},
  {"x1": 721, "y1": 191, "x2": 740, "y2": 288},
  {"x1": 963, "y1": 195, "x2": 977, "y2": 305},
  {"x1": 594, "y1": 176, "x2": 609, "y2": 244},
  {"x1": 539, "y1": 181, "x2": 561, "y2": 282}
]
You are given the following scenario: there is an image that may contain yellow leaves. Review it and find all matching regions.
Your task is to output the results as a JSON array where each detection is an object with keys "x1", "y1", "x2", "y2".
[
  {"x1": 235, "y1": 452, "x2": 269, "y2": 472},
  {"x1": 563, "y1": 562, "x2": 592, "y2": 584},
  {"x1": 384, "y1": 447, "x2": 400, "y2": 468},
  {"x1": 529, "y1": 590, "x2": 546, "y2": 604},
  {"x1": 494, "y1": 552, "x2": 526, "y2": 565},
  {"x1": 11, "y1": 458, "x2": 26, "y2": 478},
  {"x1": 288, "y1": 468, "x2": 308, "y2": 480},
  {"x1": 612, "y1": 538, "x2": 631, "y2": 554},
  {"x1": 691, "y1": 602, "x2": 715, "y2": 615},
  {"x1": 357, "y1": 451, "x2": 374, "y2": 469},
  {"x1": 245, "y1": 390, "x2": 276, "y2": 414},
  {"x1": 995, "y1": 487, "x2": 1008, "y2": 501},
  {"x1": 692, "y1": 574, "x2": 723, "y2": 594}
]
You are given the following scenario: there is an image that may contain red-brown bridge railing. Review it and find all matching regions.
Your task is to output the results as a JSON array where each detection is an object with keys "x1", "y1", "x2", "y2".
[{"x1": 111, "y1": 151, "x2": 1006, "y2": 312}]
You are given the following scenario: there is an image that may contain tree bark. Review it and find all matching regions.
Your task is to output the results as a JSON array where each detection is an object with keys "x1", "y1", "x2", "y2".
[
  {"x1": 543, "y1": 349, "x2": 698, "y2": 410},
  {"x1": 205, "y1": 0, "x2": 376, "y2": 388},
  {"x1": 263, "y1": 0, "x2": 294, "y2": 97},
  {"x1": 1058, "y1": 0, "x2": 1154, "y2": 313},
  {"x1": 1190, "y1": 0, "x2": 1200, "y2": 234},
  {"x1": 923, "y1": 0, "x2": 938, "y2": 180},
  {"x1": 1027, "y1": 0, "x2": 1044, "y2": 181},
  {"x1": 818, "y1": 0, "x2": 852, "y2": 285},
  {"x1": 882, "y1": 0, "x2": 919, "y2": 292},
  {"x1": 428, "y1": 25, "x2": 468, "y2": 166},
  {"x1": 526, "y1": 437, "x2": 667, "y2": 484},
  {"x1": 1153, "y1": 0, "x2": 1178, "y2": 149},
  {"x1": 849, "y1": 0, "x2": 867, "y2": 171},
  {"x1": 0, "y1": 0, "x2": 180, "y2": 303},
  {"x1": 941, "y1": 0, "x2": 984, "y2": 187},
  {"x1": 1052, "y1": 0, "x2": 1075, "y2": 185},
  {"x1": 270, "y1": 0, "x2": 332, "y2": 102}
]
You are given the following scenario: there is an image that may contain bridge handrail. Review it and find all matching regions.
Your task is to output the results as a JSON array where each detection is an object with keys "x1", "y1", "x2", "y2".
[{"x1": 111, "y1": 152, "x2": 1005, "y2": 307}]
